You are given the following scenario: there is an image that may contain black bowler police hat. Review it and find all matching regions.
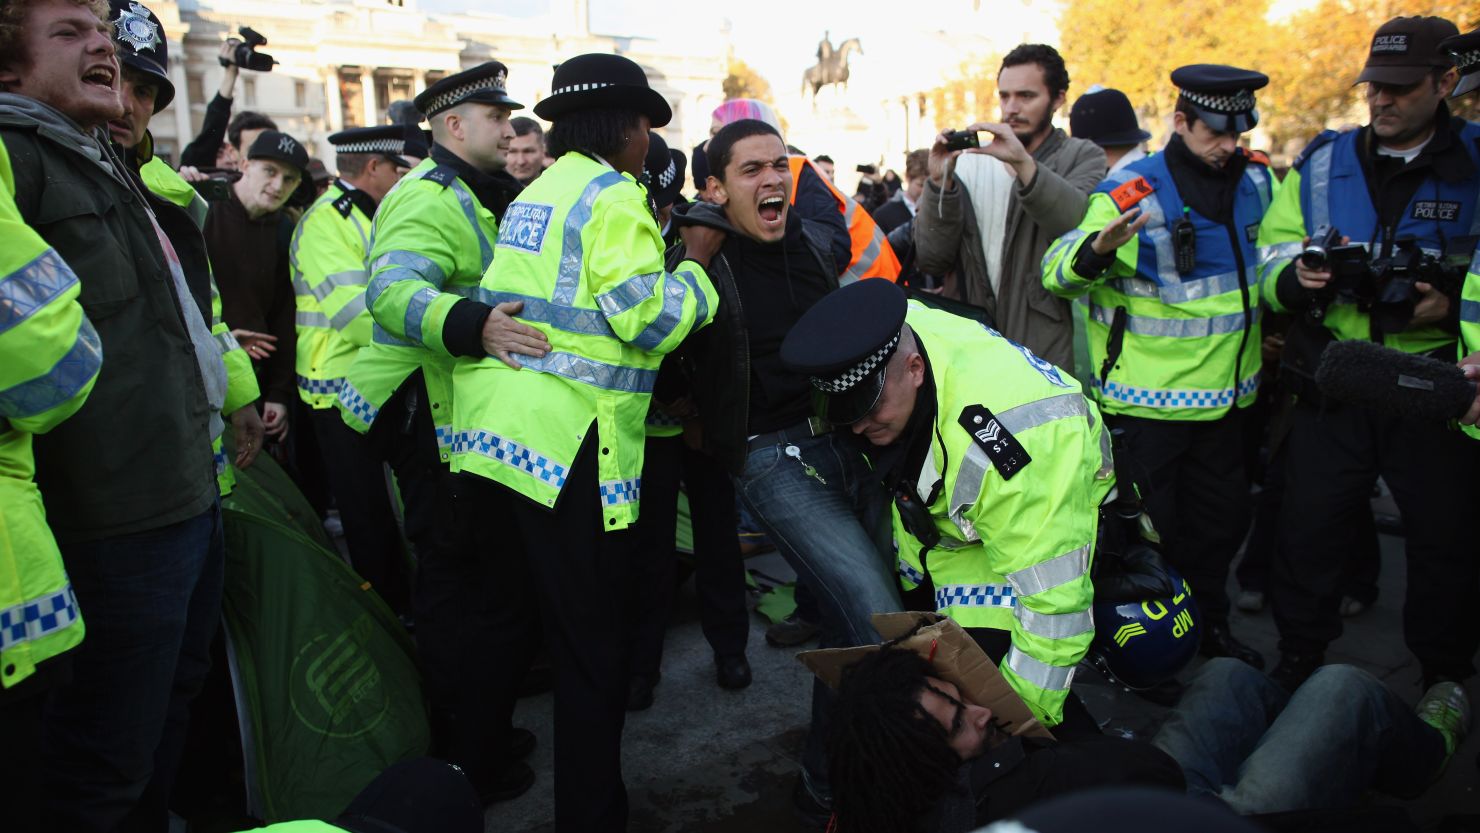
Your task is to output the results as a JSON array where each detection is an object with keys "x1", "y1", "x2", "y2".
[
  {"x1": 642, "y1": 132, "x2": 687, "y2": 210},
  {"x1": 1441, "y1": 27, "x2": 1480, "y2": 98},
  {"x1": 1170, "y1": 64, "x2": 1268, "y2": 134},
  {"x1": 781, "y1": 279, "x2": 909, "y2": 425},
  {"x1": 1069, "y1": 87, "x2": 1150, "y2": 148},
  {"x1": 415, "y1": 61, "x2": 524, "y2": 119},
  {"x1": 108, "y1": 0, "x2": 174, "y2": 112},
  {"x1": 535, "y1": 53, "x2": 672, "y2": 127}
]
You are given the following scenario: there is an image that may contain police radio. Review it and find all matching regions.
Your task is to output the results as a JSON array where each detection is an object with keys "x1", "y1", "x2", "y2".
[{"x1": 1171, "y1": 209, "x2": 1196, "y2": 274}]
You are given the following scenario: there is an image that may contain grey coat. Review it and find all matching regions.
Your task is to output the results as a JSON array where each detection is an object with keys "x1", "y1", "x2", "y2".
[{"x1": 914, "y1": 128, "x2": 1105, "y2": 369}]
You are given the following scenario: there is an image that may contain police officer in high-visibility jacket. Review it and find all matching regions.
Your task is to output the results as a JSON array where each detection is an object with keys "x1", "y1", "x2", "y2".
[
  {"x1": 1255, "y1": 16, "x2": 1480, "y2": 692},
  {"x1": 1042, "y1": 65, "x2": 1273, "y2": 670},
  {"x1": 0, "y1": 134, "x2": 99, "y2": 833},
  {"x1": 1443, "y1": 27, "x2": 1480, "y2": 436},
  {"x1": 781, "y1": 279, "x2": 1112, "y2": 730},
  {"x1": 338, "y1": 61, "x2": 547, "y2": 804},
  {"x1": 292, "y1": 126, "x2": 419, "y2": 613},
  {"x1": 451, "y1": 53, "x2": 721, "y2": 833}
]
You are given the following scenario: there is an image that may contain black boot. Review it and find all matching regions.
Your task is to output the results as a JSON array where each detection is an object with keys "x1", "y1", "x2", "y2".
[{"x1": 1200, "y1": 622, "x2": 1264, "y2": 669}]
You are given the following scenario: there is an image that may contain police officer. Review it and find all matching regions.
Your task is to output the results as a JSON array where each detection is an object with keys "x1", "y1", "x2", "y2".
[
  {"x1": 781, "y1": 279, "x2": 1112, "y2": 731},
  {"x1": 292, "y1": 126, "x2": 419, "y2": 613},
  {"x1": 0, "y1": 134, "x2": 100, "y2": 833},
  {"x1": 451, "y1": 53, "x2": 720, "y2": 832},
  {"x1": 1443, "y1": 26, "x2": 1480, "y2": 437},
  {"x1": 1043, "y1": 64, "x2": 1275, "y2": 669},
  {"x1": 337, "y1": 61, "x2": 543, "y2": 802},
  {"x1": 1256, "y1": 16, "x2": 1480, "y2": 691},
  {"x1": 105, "y1": 0, "x2": 264, "y2": 497}
]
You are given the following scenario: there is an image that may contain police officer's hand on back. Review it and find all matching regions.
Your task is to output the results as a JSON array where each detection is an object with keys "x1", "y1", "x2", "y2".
[{"x1": 481, "y1": 301, "x2": 551, "y2": 370}]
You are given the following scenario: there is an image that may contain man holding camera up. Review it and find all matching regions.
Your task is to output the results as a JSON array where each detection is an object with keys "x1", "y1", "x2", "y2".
[
  {"x1": 1256, "y1": 16, "x2": 1480, "y2": 692},
  {"x1": 1042, "y1": 65, "x2": 1275, "y2": 670},
  {"x1": 180, "y1": 26, "x2": 274, "y2": 170}
]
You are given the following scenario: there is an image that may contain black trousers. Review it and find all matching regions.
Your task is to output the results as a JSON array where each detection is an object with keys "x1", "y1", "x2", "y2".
[
  {"x1": 1273, "y1": 399, "x2": 1480, "y2": 678},
  {"x1": 368, "y1": 373, "x2": 535, "y2": 785},
  {"x1": 628, "y1": 435, "x2": 750, "y2": 679},
  {"x1": 1108, "y1": 410, "x2": 1251, "y2": 624},
  {"x1": 310, "y1": 407, "x2": 410, "y2": 614},
  {"x1": 493, "y1": 432, "x2": 638, "y2": 833}
]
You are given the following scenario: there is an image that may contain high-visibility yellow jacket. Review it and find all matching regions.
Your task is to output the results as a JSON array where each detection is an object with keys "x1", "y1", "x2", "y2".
[
  {"x1": 292, "y1": 181, "x2": 376, "y2": 409},
  {"x1": 1462, "y1": 247, "x2": 1479, "y2": 440},
  {"x1": 0, "y1": 135, "x2": 98, "y2": 689},
  {"x1": 139, "y1": 153, "x2": 259, "y2": 494},
  {"x1": 451, "y1": 152, "x2": 717, "y2": 530},
  {"x1": 338, "y1": 157, "x2": 497, "y2": 466},
  {"x1": 891, "y1": 302, "x2": 1112, "y2": 726}
]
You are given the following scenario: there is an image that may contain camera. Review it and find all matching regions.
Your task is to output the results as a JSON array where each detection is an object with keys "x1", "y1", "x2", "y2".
[
  {"x1": 1300, "y1": 224, "x2": 1342, "y2": 269},
  {"x1": 943, "y1": 129, "x2": 986, "y2": 152},
  {"x1": 220, "y1": 27, "x2": 275, "y2": 72},
  {"x1": 1309, "y1": 235, "x2": 1475, "y2": 331},
  {"x1": 189, "y1": 167, "x2": 241, "y2": 202}
]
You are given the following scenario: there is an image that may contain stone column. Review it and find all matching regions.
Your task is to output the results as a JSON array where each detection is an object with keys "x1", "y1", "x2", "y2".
[
  {"x1": 413, "y1": 68, "x2": 427, "y2": 95},
  {"x1": 169, "y1": 41, "x2": 191, "y2": 152},
  {"x1": 325, "y1": 68, "x2": 344, "y2": 132},
  {"x1": 360, "y1": 67, "x2": 379, "y2": 127}
]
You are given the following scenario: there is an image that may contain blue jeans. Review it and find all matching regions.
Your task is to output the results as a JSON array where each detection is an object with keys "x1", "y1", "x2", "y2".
[
  {"x1": 732, "y1": 431, "x2": 901, "y2": 798},
  {"x1": 1153, "y1": 658, "x2": 1447, "y2": 813},
  {"x1": 41, "y1": 501, "x2": 226, "y2": 833}
]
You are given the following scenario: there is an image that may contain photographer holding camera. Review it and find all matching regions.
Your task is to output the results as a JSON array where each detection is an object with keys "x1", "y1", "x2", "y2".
[
  {"x1": 180, "y1": 28, "x2": 275, "y2": 170},
  {"x1": 1255, "y1": 16, "x2": 1480, "y2": 693}
]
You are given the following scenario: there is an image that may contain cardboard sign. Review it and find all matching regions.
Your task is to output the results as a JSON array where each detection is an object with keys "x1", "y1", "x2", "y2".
[{"x1": 797, "y1": 612, "x2": 1055, "y2": 740}]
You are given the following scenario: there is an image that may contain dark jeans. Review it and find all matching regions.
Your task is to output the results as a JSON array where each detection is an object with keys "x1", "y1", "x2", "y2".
[
  {"x1": 1154, "y1": 658, "x2": 1447, "y2": 812},
  {"x1": 498, "y1": 432, "x2": 639, "y2": 833},
  {"x1": 629, "y1": 435, "x2": 749, "y2": 680},
  {"x1": 1274, "y1": 400, "x2": 1480, "y2": 677},
  {"x1": 732, "y1": 430, "x2": 899, "y2": 800},
  {"x1": 41, "y1": 501, "x2": 225, "y2": 833},
  {"x1": 311, "y1": 406, "x2": 410, "y2": 614},
  {"x1": 1109, "y1": 411, "x2": 1250, "y2": 623}
]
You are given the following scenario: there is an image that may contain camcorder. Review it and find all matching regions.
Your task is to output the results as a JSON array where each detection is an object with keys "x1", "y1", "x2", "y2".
[
  {"x1": 1304, "y1": 224, "x2": 1476, "y2": 332},
  {"x1": 220, "y1": 27, "x2": 275, "y2": 72},
  {"x1": 943, "y1": 129, "x2": 989, "y2": 152},
  {"x1": 189, "y1": 168, "x2": 242, "y2": 202}
]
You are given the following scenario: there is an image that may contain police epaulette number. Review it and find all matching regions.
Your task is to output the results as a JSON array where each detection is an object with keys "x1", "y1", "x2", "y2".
[
  {"x1": 1108, "y1": 176, "x2": 1153, "y2": 212},
  {"x1": 422, "y1": 165, "x2": 458, "y2": 188},
  {"x1": 958, "y1": 405, "x2": 1031, "y2": 481},
  {"x1": 332, "y1": 193, "x2": 355, "y2": 218}
]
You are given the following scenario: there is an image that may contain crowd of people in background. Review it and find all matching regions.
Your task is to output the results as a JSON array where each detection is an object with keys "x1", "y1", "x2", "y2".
[{"x1": 3, "y1": 1, "x2": 1480, "y2": 832}]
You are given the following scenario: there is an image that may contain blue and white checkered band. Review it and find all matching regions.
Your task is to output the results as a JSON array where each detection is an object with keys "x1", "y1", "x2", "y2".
[
  {"x1": 813, "y1": 332, "x2": 901, "y2": 394},
  {"x1": 116, "y1": 2, "x2": 161, "y2": 53},
  {"x1": 1179, "y1": 88, "x2": 1256, "y2": 115},
  {"x1": 549, "y1": 81, "x2": 615, "y2": 96},
  {"x1": 657, "y1": 157, "x2": 677, "y2": 189},
  {"x1": 425, "y1": 71, "x2": 508, "y2": 115},
  {"x1": 333, "y1": 138, "x2": 407, "y2": 155}
]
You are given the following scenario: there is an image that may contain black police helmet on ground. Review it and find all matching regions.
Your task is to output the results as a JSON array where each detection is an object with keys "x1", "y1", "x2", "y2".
[
  {"x1": 1069, "y1": 87, "x2": 1150, "y2": 148},
  {"x1": 780, "y1": 279, "x2": 909, "y2": 425},
  {"x1": 535, "y1": 53, "x2": 672, "y2": 127},
  {"x1": 414, "y1": 61, "x2": 523, "y2": 119},
  {"x1": 1441, "y1": 27, "x2": 1480, "y2": 98},
  {"x1": 1170, "y1": 64, "x2": 1268, "y2": 134},
  {"x1": 642, "y1": 131, "x2": 687, "y2": 210},
  {"x1": 108, "y1": 0, "x2": 174, "y2": 112}
]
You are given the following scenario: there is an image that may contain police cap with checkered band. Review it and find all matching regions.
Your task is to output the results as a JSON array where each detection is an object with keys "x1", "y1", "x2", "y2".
[
  {"x1": 414, "y1": 61, "x2": 524, "y2": 119},
  {"x1": 1170, "y1": 64, "x2": 1268, "y2": 134},
  {"x1": 329, "y1": 125, "x2": 419, "y2": 169},
  {"x1": 780, "y1": 279, "x2": 908, "y2": 424},
  {"x1": 534, "y1": 53, "x2": 673, "y2": 127},
  {"x1": 1441, "y1": 27, "x2": 1480, "y2": 99},
  {"x1": 642, "y1": 131, "x2": 687, "y2": 210}
]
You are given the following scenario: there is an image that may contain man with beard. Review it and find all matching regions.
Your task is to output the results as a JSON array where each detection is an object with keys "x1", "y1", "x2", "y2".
[
  {"x1": 1043, "y1": 65, "x2": 1275, "y2": 671},
  {"x1": 1254, "y1": 16, "x2": 1480, "y2": 693},
  {"x1": 915, "y1": 44, "x2": 1105, "y2": 369},
  {"x1": 0, "y1": 0, "x2": 228, "y2": 827}
]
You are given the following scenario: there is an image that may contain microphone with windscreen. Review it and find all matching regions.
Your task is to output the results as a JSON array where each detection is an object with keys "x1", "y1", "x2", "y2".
[{"x1": 1315, "y1": 340, "x2": 1477, "y2": 422}]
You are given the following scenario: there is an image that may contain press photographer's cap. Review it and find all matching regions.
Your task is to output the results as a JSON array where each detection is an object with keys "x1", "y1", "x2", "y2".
[
  {"x1": 415, "y1": 61, "x2": 523, "y2": 119},
  {"x1": 1356, "y1": 16, "x2": 1459, "y2": 87},
  {"x1": 108, "y1": 0, "x2": 174, "y2": 112},
  {"x1": 1442, "y1": 27, "x2": 1480, "y2": 98},
  {"x1": 1170, "y1": 64, "x2": 1268, "y2": 134},
  {"x1": 781, "y1": 280, "x2": 908, "y2": 425},
  {"x1": 329, "y1": 125, "x2": 418, "y2": 169},
  {"x1": 247, "y1": 130, "x2": 309, "y2": 177}
]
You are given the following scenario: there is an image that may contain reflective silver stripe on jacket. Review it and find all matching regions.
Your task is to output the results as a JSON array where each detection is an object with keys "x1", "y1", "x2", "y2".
[
  {"x1": 1461, "y1": 299, "x2": 1480, "y2": 325},
  {"x1": 0, "y1": 321, "x2": 102, "y2": 420},
  {"x1": 1257, "y1": 240, "x2": 1303, "y2": 272},
  {"x1": 214, "y1": 329, "x2": 240, "y2": 353},
  {"x1": 1005, "y1": 544, "x2": 1091, "y2": 597},
  {"x1": 1109, "y1": 268, "x2": 1249, "y2": 305},
  {"x1": 630, "y1": 270, "x2": 706, "y2": 351},
  {"x1": 403, "y1": 286, "x2": 439, "y2": 343},
  {"x1": 1015, "y1": 606, "x2": 1094, "y2": 640},
  {"x1": 295, "y1": 310, "x2": 331, "y2": 328},
  {"x1": 0, "y1": 248, "x2": 75, "y2": 336},
  {"x1": 1089, "y1": 304, "x2": 1258, "y2": 338},
  {"x1": 296, "y1": 270, "x2": 370, "y2": 305},
  {"x1": 1047, "y1": 229, "x2": 1086, "y2": 288},
  {"x1": 552, "y1": 171, "x2": 629, "y2": 305},
  {"x1": 1005, "y1": 646, "x2": 1075, "y2": 692},
  {"x1": 329, "y1": 295, "x2": 367, "y2": 330},
  {"x1": 447, "y1": 179, "x2": 494, "y2": 270},
  {"x1": 1244, "y1": 164, "x2": 1272, "y2": 214},
  {"x1": 596, "y1": 272, "x2": 660, "y2": 317},
  {"x1": 1307, "y1": 142, "x2": 1334, "y2": 233},
  {"x1": 1137, "y1": 188, "x2": 1180, "y2": 286},
  {"x1": 517, "y1": 351, "x2": 658, "y2": 393},
  {"x1": 481, "y1": 290, "x2": 614, "y2": 338},
  {"x1": 367, "y1": 250, "x2": 449, "y2": 307}
]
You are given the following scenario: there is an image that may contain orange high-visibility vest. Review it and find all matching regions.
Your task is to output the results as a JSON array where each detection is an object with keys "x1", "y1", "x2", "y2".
[{"x1": 788, "y1": 156, "x2": 901, "y2": 282}]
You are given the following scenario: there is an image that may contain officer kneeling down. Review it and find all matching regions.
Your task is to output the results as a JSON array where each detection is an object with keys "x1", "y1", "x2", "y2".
[{"x1": 781, "y1": 280, "x2": 1113, "y2": 731}]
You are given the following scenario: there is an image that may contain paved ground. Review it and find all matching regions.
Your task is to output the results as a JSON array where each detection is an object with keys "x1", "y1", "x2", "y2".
[{"x1": 486, "y1": 528, "x2": 1480, "y2": 833}]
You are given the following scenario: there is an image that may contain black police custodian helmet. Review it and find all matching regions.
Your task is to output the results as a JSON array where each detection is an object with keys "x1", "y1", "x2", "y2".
[
  {"x1": 415, "y1": 62, "x2": 524, "y2": 119},
  {"x1": 642, "y1": 132, "x2": 687, "y2": 210},
  {"x1": 108, "y1": 0, "x2": 174, "y2": 112},
  {"x1": 1069, "y1": 87, "x2": 1150, "y2": 148},
  {"x1": 1442, "y1": 27, "x2": 1480, "y2": 98},
  {"x1": 1170, "y1": 64, "x2": 1268, "y2": 134},
  {"x1": 780, "y1": 280, "x2": 909, "y2": 425},
  {"x1": 535, "y1": 53, "x2": 673, "y2": 127}
]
